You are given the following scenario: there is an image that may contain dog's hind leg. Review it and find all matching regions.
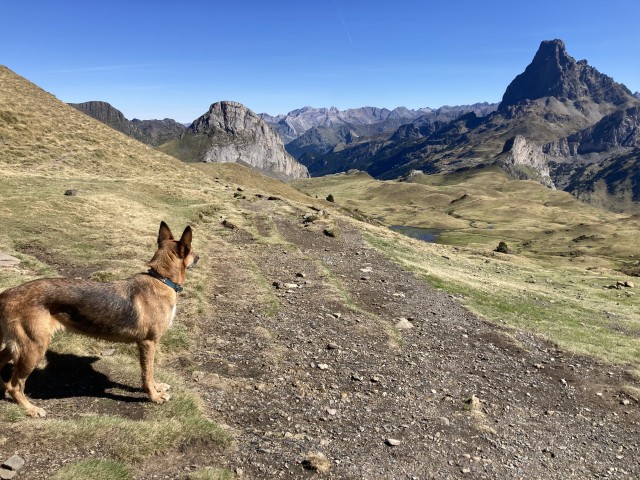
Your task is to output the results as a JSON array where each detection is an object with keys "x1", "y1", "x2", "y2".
[
  {"x1": 137, "y1": 340, "x2": 171, "y2": 404},
  {"x1": 0, "y1": 346, "x2": 11, "y2": 396},
  {"x1": 6, "y1": 341, "x2": 48, "y2": 417},
  {"x1": 0, "y1": 346, "x2": 11, "y2": 371}
]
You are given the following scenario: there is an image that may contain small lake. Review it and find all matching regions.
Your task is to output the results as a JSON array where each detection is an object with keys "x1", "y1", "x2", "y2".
[{"x1": 390, "y1": 225, "x2": 443, "y2": 243}]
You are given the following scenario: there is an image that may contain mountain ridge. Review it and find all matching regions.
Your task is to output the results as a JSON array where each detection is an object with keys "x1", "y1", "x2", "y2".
[{"x1": 70, "y1": 101, "x2": 186, "y2": 147}]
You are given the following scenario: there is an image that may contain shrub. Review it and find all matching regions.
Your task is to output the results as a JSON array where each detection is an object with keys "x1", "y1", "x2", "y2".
[{"x1": 495, "y1": 241, "x2": 510, "y2": 254}]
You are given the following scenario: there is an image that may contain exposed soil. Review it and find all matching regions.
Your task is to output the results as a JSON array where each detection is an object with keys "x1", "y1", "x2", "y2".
[{"x1": 1, "y1": 197, "x2": 639, "y2": 479}]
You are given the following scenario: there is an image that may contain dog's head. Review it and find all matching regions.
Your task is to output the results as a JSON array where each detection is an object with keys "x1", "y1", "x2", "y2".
[
  {"x1": 156, "y1": 221, "x2": 199, "y2": 269},
  {"x1": 148, "y1": 222, "x2": 199, "y2": 284}
]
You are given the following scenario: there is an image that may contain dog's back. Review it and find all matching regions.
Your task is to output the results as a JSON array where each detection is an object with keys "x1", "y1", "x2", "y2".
[{"x1": 0, "y1": 277, "x2": 149, "y2": 344}]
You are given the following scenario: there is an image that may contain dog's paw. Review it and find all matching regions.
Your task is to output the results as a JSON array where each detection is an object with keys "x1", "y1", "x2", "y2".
[
  {"x1": 27, "y1": 406, "x2": 47, "y2": 418},
  {"x1": 155, "y1": 383, "x2": 171, "y2": 393},
  {"x1": 151, "y1": 392, "x2": 172, "y2": 404}
]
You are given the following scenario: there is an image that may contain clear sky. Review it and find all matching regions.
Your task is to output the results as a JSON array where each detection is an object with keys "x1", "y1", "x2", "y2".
[{"x1": 2, "y1": 1, "x2": 639, "y2": 122}]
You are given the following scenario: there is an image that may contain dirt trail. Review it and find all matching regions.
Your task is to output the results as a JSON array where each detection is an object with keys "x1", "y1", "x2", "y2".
[{"x1": 192, "y1": 199, "x2": 640, "y2": 479}]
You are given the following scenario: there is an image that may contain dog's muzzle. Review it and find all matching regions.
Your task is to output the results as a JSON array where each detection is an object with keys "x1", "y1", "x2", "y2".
[{"x1": 188, "y1": 254, "x2": 200, "y2": 269}]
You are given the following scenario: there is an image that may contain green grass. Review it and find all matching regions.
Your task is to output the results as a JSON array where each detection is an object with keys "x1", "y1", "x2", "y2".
[
  {"x1": 161, "y1": 324, "x2": 192, "y2": 352},
  {"x1": 50, "y1": 460, "x2": 133, "y2": 480},
  {"x1": 32, "y1": 391, "x2": 229, "y2": 462},
  {"x1": 187, "y1": 467, "x2": 235, "y2": 480}
]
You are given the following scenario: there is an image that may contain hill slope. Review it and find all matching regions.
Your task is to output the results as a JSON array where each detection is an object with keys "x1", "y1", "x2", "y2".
[{"x1": 1, "y1": 65, "x2": 639, "y2": 479}]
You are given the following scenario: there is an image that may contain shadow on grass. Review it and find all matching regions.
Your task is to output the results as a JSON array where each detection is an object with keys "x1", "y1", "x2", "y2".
[{"x1": 1, "y1": 351, "x2": 144, "y2": 404}]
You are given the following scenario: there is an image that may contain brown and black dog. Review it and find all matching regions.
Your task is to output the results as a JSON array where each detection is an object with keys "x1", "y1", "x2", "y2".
[{"x1": 0, "y1": 221, "x2": 198, "y2": 417}]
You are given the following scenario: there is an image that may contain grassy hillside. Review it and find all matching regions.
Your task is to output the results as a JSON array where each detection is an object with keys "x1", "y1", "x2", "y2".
[
  {"x1": 294, "y1": 168, "x2": 640, "y2": 268},
  {"x1": 0, "y1": 66, "x2": 240, "y2": 478}
]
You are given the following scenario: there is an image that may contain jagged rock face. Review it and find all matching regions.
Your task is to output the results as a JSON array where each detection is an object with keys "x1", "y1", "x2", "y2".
[
  {"x1": 130, "y1": 118, "x2": 187, "y2": 147},
  {"x1": 169, "y1": 101, "x2": 309, "y2": 179},
  {"x1": 554, "y1": 149, "x2": 640, "y2": 212},
  {"x1": 500, "y1": 40, "x2": 634, "y2": 110},
  {"x1": 545, "y1": 106, "x2": 640, "y2": 156},
  {"x1": 70, "y1": 101, "x2": 186, "y2": 146},
  {"x1": 542, "y1": 106, "x2": 640, "y2": 209},
  {"x1": 497, "y1": 136, "x2": 555, "y2": 188}
]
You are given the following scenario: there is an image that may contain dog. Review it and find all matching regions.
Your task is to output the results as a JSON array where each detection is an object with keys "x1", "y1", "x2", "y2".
[{"x1": 0, "y1": 221, "x2": 198, "y2": 417}]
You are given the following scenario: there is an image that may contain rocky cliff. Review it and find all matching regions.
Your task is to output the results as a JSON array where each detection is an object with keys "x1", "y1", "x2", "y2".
[
  {"x1": 161, "y1": 101, "x2": 309, "y2": 179},
  {"x1": 497, "y1": 136, "x2": 555, "y2": 187},
  {"x1": 70, "y1": 101, "x2": 185, "y2": 146}
]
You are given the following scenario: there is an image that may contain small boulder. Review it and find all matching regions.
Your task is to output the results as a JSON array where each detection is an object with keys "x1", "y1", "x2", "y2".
[
  {"x1": 302, "y1": 452, "x2": 331, "y2": 473},
  {"x1": 2, "y1": 455, "x2": 25, "y2": 471},
  {"x1": 395, "y1": 318, "x2": 414, "y2": 330}
]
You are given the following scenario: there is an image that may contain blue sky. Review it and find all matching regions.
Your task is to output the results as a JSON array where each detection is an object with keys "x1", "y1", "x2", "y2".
[{"x1": 2, "y1": 1, "x2": 639, "y2": 122}]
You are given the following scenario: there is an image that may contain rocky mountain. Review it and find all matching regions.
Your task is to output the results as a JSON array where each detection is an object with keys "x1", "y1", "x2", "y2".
[
  {"x1": 159, "y1": 101, "x2": 309, "y2": 179},
  {"x1": 300, "y1": 39, "x2": 640, "y2": 212},
  {"x1": 259, "y1": 106, "x2": 424, "y2": 143},
  {"x1": 539, "y1": 106, "x2": 640, "y2": 211},
  {"x1": 544, "y1": 106, "x2": 640, "y2": 158},
  {"x1": 499, "y1": 39, "x2": 633, "y2": 110},
  {"x1": 260, "y1": 103, "x2": 498, "y2": 145},
  {"x1": 70, "y1": 101, "x2": 186, "y2": 146},
  {"x1": 279, "y1": 103, "x2": 498, "y2": 165},
  {"x1": 496, "y1": 135, "x2": 555, "y2": 188}
]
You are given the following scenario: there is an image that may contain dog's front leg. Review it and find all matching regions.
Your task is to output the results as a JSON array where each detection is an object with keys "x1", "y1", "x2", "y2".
[{"x1": 137, "y1": 340, "x2": 171, "y2": 404}]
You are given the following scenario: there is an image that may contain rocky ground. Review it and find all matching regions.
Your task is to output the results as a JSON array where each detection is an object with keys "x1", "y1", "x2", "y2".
[
  {"x1": 1, "y1": 196, "x2": 639, "y2": 479},
  {"x1": 185, "y1": 198, "x2": 639, "y2": 479}
]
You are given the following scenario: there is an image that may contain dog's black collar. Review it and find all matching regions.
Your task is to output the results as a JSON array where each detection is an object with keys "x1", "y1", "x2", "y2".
[{"x1": 148, "y1": 269, "x2": 183, "y2": 293}]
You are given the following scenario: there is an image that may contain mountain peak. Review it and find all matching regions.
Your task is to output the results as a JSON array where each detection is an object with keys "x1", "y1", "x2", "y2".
[
  {"x1": 499, "y1": 39, "x2": 633, "y2": 110},
  {"x1": 164, "y1": 100, "x2": 309, "y2": 179}
]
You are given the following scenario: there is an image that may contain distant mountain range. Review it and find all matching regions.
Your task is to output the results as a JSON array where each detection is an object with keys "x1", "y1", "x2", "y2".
[
  {"x1": 69, "y1": 39, "x2": 640, "y2": 212},
  {"x1": 261, "y1": 103, "x2": 498, "y2": 164}
]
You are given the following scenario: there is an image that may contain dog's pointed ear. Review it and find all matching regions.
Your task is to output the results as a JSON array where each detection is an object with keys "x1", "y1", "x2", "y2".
[
  {"x1": 158, "y1": 221, "x2": 174, "y2": 246},
  {"x1": 178, "y1": 226, "x2": 192, "y2": 257}
]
